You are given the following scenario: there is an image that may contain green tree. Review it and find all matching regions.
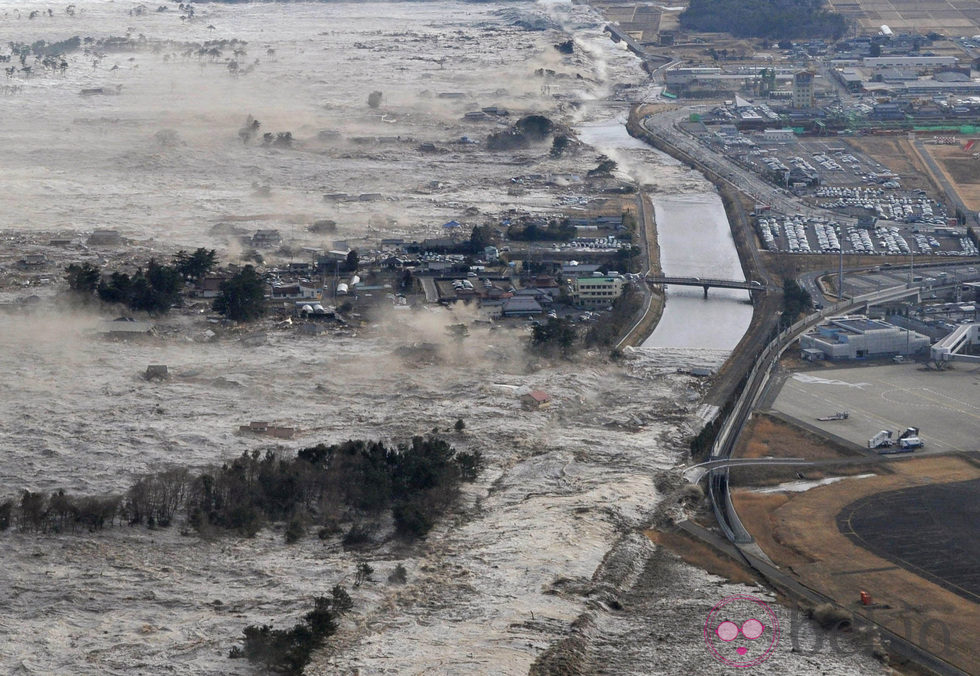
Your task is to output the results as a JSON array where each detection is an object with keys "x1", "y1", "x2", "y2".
[
  {"x1": 531, "y1": 317, "x2": 578, "y2": 358},
  {"x1": 213, "y1": 265, "x2": 267, "y2": 322},
  {"x1": 139, "y1": 260, "x2": 184, "y2": 312},
  {"x1": 65, "y1": 262, "x2": 101, "y2": 294},
  {"x1": 387, "y1": 564, "x2": 408, "y2": 584},
  {"x1": 550, "y1": 134, "x2": 570, "y2": 158},
  {"x1": 174, "y1": 248, "x2": 217, "y2": 282},
  {"x1": 355, "y1": 561, "x2": 374, "y2": 586},
  {"x1": 515, "y1": 114, "x2": 554, "y2": 141},
  {"x1": 780, "y1": 278, "x2": 812, "y2": 328},
  {"x1": 468, "y1": 225, "x2": 494, "y2": 255},
  {"x1": 285, "y1": 517, "x2": 305, "y2": 544},
  {"x1": 96, "y1": 260, "x2": 183, "y2": 314},
  {"x1": 343, "y1": 250, "x2": 359, "y2": 273}
]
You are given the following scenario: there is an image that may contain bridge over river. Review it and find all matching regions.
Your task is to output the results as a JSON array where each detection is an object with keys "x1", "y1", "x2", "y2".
[{"x1": 646, "y1": 275, "x2": 767, "y2": 298}]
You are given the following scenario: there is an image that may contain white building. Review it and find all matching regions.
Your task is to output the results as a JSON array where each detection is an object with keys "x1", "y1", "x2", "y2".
[
  {"x1": 799, "y1": 315, "x2": 930, "y2": 360},
  {"x1": 570, "y1": 275, "x2": 625, "y2": 308},
  {"x1": 862, "y1": 56, "x2": 957, "y2": 69}
]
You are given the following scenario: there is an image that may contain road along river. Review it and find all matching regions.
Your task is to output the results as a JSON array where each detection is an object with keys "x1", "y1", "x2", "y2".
[{"x1": 576, "y1": 118, "x2": 753, "y2": 358}]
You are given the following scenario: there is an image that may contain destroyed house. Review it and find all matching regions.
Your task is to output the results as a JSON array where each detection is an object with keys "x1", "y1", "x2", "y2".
[
  {"x1": 252, "y1": 229, "x2": 282, "y2": 248},
  {"x1": 520, "y1": 390, "x2": 552, "y2": 410}
]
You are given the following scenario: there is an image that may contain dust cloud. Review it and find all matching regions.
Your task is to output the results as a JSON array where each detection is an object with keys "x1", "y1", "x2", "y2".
[{"x1": 0, "y1": 2, "x2": 886, "y2": 675}]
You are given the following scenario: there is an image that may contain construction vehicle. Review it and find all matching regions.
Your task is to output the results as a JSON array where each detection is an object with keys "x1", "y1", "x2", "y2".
[
  {"x1": 868, "y1": 430, "x2": 893, "y2": 449},
  {"x1": 817, "y1": 411, "x2": 849, "y2": 421}
]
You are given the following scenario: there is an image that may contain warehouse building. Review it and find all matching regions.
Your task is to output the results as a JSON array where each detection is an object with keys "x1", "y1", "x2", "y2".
[{"x1": 798, "y1": 314, "x2": 930, "y2": 360}]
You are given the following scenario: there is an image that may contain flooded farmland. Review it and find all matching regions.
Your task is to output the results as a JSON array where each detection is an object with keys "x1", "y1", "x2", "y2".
[{"x1": 0, "y1": 2, "x2": 884, "y2": 674}]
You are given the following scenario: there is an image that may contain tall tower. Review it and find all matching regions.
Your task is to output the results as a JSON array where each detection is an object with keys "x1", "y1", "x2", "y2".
[{"x1": 793, "y1": 71, "x2": 815, "y2": 109}]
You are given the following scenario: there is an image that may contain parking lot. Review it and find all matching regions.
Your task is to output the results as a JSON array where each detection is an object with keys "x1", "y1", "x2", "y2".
[
  {"x1": 771, "y1": 363, "x2": 980, "y2": 453},
  {"x1": 755, "y1": 213, "x2": 978, "y2": 256},
  {"x1": 742, "y1": 138, "x2": 905, "y2": 190}
]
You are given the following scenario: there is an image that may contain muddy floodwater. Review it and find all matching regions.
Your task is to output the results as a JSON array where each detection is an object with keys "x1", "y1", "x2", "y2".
[
  {"x1": 0, "y1": 2, "x2": 884, "y2": 674},
  {"x1": 644, "y1": 193, "x2": 754, "y2": 352},
  {"x1": 575, "y1": 118, "x2": 752, "y2": 359}
]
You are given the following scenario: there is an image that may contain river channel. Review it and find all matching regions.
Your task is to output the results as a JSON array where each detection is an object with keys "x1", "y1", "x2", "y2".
[{"x1": 577, "y1": 118, "x2": 753, "y2": 354}]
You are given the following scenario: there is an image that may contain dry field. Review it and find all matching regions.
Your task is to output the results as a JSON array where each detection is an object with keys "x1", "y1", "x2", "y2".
[
  {"x1": 844, "y1": 137, "x2": 941, "y2": 196},
  {"x1": 824, "y1": 0, "x2": 980, "y2": 36},
  {"x1": 920, "y1": 143, "x2": 980, "y2": 213},
  {"x1": 734, "y1": 455, "x2": 980, "y2": 675},
  {"x1": 735, "y1": 412, "x2": 859, "y2": 460}
]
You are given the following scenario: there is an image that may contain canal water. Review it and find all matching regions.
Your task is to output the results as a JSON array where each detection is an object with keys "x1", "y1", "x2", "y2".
[
  {"x1": 576, "y1": 118, "x2": 753, "y2": 355},
  {"x1": 643, "y1": 193, "x2": 753, "y2": 351}
]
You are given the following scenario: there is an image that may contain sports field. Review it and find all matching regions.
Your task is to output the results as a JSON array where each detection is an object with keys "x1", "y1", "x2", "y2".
[
  {"x1": 771, "y1": 363, "x2": 980, "y2": 452},
  {"x1": 838, "y1": 478, "x2": 980, "y2": 603},
  {"x1": 733, "y1": 456, "x2": 980, "y2": 674}
]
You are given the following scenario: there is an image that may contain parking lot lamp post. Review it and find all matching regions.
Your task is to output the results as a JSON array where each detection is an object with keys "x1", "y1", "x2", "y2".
[{"x1": 839, "y1": 247, "x2": 844, "y2": 301}]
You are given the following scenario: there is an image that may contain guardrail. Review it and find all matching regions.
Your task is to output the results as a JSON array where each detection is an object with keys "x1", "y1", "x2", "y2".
[{"x1": 707, "y1": 282, "x2": 931, "y2": 543}]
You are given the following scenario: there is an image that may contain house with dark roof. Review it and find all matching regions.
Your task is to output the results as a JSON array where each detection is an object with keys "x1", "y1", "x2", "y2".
[{"x1": 501, "y1": 296, "x2": 543, "y2": 317}]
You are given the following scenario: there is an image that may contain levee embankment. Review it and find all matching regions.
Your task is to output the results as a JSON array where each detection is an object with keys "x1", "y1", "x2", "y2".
[{"x1": 626, "y1": 105, "x2": 783, "y2": 411}]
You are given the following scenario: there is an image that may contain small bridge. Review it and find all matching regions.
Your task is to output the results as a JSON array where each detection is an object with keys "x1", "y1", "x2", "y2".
[
  {"x1": 603, "y1": 24, "x2": 646, "y2": 58},
  {"x1": 646, "y1": 275, "x2": 767, "y2": 298}
]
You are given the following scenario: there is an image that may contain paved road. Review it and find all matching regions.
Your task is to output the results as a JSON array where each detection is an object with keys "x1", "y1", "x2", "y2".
[{"x1": 639, "y1": 108, "x2": 851, "y2": 224}]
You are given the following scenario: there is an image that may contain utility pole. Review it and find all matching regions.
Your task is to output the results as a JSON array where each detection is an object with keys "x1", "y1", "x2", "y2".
[{"x1": 839, "y1": 246, "x2": 844, "y2": 301}]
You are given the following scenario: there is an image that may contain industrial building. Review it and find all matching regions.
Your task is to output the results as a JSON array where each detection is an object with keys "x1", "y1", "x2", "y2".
[
  {"x1": 862, "y1": 55, "x2": 958, "y2": 70},
  {"x1": 799, "y1": 314, "x2": 931, "y2": 360},
  {"x1": 570, "y1": 275, "x2": 625, "y2": 308}
]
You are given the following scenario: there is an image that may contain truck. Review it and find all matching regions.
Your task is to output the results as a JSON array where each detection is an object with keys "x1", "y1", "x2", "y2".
[
  {"x1": 898, "y1": 426, "x2": 919, "y2": 440},
  {"x1": 868, "y1": 430, "x2": 893, "y2": 449},
  {"x1": 898, "y1": 436, "x2": 923, "y2": 449}
]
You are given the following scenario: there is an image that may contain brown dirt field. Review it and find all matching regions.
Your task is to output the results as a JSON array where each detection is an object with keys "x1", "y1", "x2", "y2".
[
  {"x1": 646, "y1": 528, "x2": 763, "y2": 586},
  {"x1": 844, "y1": 137, "x2": 940, "y2": 197},
  {"x1": 736, "y1": 456, "x2": 980, "y2": 675},
  {"x1": 732, "y1": 492, "x2": 810, "y2": 569},
  {"x1": 634, "y1": 102, "x2": 678, "y2": 118},
  {"x1": 923, "y1": 144, "x2": 980, "y2": 213},
  {"x1": 824, "y1": 0, "x2": 980, "y2": 36},
  {"x1": 735, "y1": 412, "x2": 855, "y2": 461}
]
